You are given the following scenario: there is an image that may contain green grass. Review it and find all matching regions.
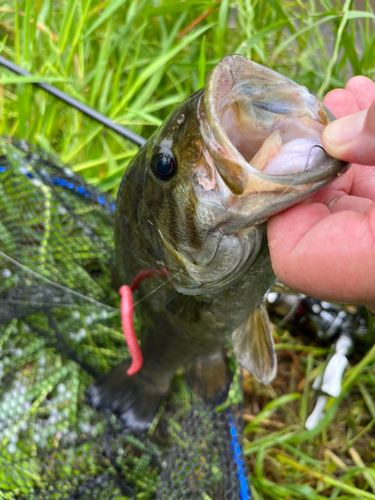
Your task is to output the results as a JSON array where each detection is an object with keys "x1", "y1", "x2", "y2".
[
  {"x1": 1, "y1": 1, "x2": 375, "y2": 499},
  {"x1": 242, "y1": 318, "x2": 375, "y2": 500}
]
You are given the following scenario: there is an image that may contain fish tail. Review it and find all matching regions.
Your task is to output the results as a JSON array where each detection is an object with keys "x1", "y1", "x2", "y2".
[{"x1": 86, "y1": 361, "x2": 169, "y2": 432}]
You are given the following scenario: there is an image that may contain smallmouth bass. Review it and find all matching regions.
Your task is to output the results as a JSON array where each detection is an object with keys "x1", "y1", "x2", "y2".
[{"x1": 87, "y1": 55, "x2": 348, "y2": 431}]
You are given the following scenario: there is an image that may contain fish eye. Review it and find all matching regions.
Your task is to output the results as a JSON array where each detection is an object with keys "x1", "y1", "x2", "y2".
[{"x1": 150, "y1": 153, "x2": 177, "y2": 182}]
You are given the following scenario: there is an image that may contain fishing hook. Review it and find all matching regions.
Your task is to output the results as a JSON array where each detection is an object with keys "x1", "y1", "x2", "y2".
[{"x1": 304, "y1": 144, "x2": 326, "y2": 171}]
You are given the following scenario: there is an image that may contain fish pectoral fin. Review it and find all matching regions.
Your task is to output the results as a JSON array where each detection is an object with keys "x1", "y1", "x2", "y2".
[{"x1": 232, "y1": 303, "x2": 277, "y2": 385}]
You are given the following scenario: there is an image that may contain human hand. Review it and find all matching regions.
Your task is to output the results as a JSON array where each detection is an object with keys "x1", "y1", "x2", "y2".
[{"x1": 267, "y1": 76, "x2": 375, "y2": 312}]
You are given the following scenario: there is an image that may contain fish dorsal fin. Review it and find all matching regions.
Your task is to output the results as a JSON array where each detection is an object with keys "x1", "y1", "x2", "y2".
[{"x1": 232, "y1": 303, "x2": 277, "y2": 384}]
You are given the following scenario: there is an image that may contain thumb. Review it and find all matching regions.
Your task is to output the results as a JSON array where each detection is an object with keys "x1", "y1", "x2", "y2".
[{"x1": 322, "y1": 99, "x2": 375, "y2": 166}]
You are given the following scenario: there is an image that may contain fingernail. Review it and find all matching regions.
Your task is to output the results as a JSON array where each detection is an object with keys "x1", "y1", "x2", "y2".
[
  {"x1": 269, "y1": 238, "x2": 278, "y2": 249},
  {"x1": 323, "y1": 109, "x2": 366, "y2": 147},
  {"x1": 327, "y1": 197, "x2": 338, "y2": 209}
]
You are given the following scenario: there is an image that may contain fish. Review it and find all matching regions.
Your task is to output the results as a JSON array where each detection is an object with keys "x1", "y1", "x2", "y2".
[{"x1": 86, "y1": 55, "x2": 348, "y2": 431}]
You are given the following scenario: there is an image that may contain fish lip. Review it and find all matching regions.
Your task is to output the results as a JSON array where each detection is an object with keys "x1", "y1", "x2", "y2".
[
  {"x1": 201, "y1": 54, "x2": 348, "y2": 192},
  {"x1": 252, "y1": 157, "x2": 349, "y2": 185}
]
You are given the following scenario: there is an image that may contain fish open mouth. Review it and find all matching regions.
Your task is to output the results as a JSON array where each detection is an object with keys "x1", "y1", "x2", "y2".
[{"x1": 201, "y1": 55, "x2": 347, "y2": 196}]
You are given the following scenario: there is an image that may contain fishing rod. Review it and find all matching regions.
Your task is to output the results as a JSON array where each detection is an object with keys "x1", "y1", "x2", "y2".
[{"x1": 0, "y1": 55, "x2": 146, "y2": 147}]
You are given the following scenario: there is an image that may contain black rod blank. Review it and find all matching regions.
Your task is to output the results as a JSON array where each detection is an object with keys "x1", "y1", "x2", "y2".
[{"x1": 0, "y1": 56, "x2": 146, "y2": 147}]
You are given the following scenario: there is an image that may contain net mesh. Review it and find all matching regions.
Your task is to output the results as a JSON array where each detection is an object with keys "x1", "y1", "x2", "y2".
[
  {"x1": 156, "y1": 402, "x2": 250, "y2": 500},
  {"x1": 0, "y1": 136, "x2": 250, "y2": 500}
]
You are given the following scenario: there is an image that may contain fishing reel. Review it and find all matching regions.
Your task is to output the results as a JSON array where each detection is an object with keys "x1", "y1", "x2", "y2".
[{"x1": 266, "y1": 289, "x2": 373, "y2": 429}]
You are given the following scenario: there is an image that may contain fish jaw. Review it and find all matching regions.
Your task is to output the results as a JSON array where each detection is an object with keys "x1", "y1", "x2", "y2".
[{"x1": 199, "y1": 54, "x2": 348, "y2": 224}]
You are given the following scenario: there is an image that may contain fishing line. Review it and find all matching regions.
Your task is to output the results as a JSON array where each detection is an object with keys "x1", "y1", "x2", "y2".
[
  {"x1": 0, "y1": 249, "x2": 119, "y2": 311},
  {"x1": 133, "y1": 270, "x2": 182, "y2": 306},
  {"x1": 0, "y1": 271, "x2": 181, "y2": 312},
  {"x1": 0, "y1": 247, "x2": 181, "y2": 311},
  {"x1": 0, "y1": 56, "x2": 146, "y2": 147},
  {"x1": 0, "y1": 299, "x2": 111, "y2": 309}
]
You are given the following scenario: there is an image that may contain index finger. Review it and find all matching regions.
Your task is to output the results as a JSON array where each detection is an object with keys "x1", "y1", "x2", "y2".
[{"x1": 345, "y1": 76, "x2": 375, "y2": 110}]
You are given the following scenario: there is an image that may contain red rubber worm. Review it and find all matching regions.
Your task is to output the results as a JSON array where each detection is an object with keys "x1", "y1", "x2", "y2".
[{"x1": 119, "y1": 268, "x2": 169, "y2": 376}]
